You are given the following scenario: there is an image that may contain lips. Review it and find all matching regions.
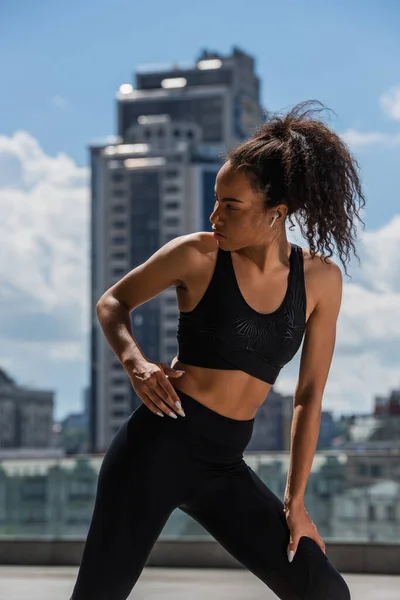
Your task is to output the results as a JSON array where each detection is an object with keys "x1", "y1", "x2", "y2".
[{"x1": 212, "y1": 229, "x2": 225, "y2": 237}]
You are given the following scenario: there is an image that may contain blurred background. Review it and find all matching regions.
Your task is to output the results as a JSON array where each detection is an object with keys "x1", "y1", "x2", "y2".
[{"x1": 0, "y1": 0, "x2": 399, "y2": 598}]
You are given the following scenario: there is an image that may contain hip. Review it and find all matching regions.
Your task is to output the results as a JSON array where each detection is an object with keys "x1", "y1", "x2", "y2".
[{"x1": 128, "y1": 387, "x2": 255, "y2": 463}]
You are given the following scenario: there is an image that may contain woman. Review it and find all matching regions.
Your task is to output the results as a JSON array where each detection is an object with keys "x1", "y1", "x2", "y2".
[{"x1": 70, "y1": 101, "x2": 365, "y2": 599}]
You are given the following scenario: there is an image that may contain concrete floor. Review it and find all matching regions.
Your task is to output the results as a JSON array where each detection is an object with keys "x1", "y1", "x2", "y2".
[{"x1": 0, "y1": 566, "x2": 398, "y2": 599}]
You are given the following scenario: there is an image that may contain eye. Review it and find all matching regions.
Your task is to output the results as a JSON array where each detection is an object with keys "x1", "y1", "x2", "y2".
[{"x1": 214, "y1": 193, "x2": 237, "y2": 212}]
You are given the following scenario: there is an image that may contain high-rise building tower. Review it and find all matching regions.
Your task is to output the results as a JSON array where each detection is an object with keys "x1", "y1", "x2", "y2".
[{"x1": 90, "y1": 47, "x2": 264, "y2": 452}]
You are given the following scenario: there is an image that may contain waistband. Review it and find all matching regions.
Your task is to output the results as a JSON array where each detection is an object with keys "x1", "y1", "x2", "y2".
[{"x1": 172, "y1": 388, "x2": 254, "y2": 458}]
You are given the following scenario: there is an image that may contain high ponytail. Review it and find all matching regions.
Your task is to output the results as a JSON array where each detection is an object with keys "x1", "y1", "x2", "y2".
[{"x1": 226, "y1": 100, "x2": 366, "y2": 277}]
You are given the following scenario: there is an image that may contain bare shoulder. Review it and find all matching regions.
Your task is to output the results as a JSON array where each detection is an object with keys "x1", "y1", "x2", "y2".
[
  {"x1": 175, "y1": 231, "x2": 218, "y2": 286},
  {"x1": 302, "y1": 245, "x2": 343, "y2": 314},
  {"x1": 181, "y1": 230, "x2": 218, "y2": 253}
]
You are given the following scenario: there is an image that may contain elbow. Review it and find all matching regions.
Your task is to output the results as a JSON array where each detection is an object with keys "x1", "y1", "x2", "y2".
[
  {"x1": 96, "y1": 295, "x2": 108, "y2": 312},
  {"x1": 96, "y1": 293, "x2": 130, "y2": 316},
  {"x1": 96, "y1": 293, "x2": 115, "y2": 315}
]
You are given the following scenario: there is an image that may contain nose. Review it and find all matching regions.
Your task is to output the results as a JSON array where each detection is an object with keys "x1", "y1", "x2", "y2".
[{"x1": 209, "y1": 204, "x2": 221, "y2": 225}]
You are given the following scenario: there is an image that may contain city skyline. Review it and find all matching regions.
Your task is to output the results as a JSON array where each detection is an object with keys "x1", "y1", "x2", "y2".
[{"x1": 0, "y1": 1, "x2": 399, "y2": 420}]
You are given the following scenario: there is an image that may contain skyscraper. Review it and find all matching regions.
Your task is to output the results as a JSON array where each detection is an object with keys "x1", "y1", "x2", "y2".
[{"x1": 90, "y1": 47, "x2": 264, "y2": 452}]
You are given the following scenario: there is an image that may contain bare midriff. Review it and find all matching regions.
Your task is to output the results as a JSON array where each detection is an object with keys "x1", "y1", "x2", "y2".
[{"x1": 170, "y1": 357, "x2": 273, "y2": 421}]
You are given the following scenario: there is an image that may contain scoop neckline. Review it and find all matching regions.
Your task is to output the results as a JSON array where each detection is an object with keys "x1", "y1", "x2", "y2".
[{"x1": 226, "y1": 243, "x2": 295, "y2": 318}]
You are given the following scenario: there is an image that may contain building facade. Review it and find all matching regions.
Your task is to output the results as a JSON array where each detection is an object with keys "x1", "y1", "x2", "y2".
[
  {"x1": 89, "y1": 47, "x2": 264, "y2": 452},
  {"x1": 0, "y1": 369, "x2": 54, "y2": 449}
]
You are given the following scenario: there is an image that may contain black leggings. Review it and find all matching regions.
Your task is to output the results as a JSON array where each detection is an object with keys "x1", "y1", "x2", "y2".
[{"x1": 70, "y1": 389, "x2": 350, "y2": 600}]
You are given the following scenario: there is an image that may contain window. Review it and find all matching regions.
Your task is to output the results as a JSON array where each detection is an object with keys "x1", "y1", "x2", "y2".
[
  {"x1": 166, "y1": 201, "x2": 179, "y2": 210},
  {"x1": 113, "y1": 394, "x2": 126, "y2": 402},
  {"x1": 112, "y1": 236, "x2": 126, "y2": 245},
  {"x1": 112, "y1": 205, "x2": 126, "y2": 214},
  {"x1": 371, "y1": 464, "x2": 382, "y2": 477},
  {"x1": 111, "y1": 252, "x2": 126, "y2": 260},
  {"x1": 368, "y1": 505, "x2": 376, "y2": 521},
  {"x1": 112, "y1": 362, "x2": 124, "y2": 370},
  {"x1": 165, "y1": 169, "x2": 179, "y2": 178},
  {"x1": 112, "y1": 409, "x2": 127, "y2": 418},
  {"x1": 386, "y1": 505, "x2": 395, "y2": 522},
  {"x1": 112, "y1": 221, "x2": 126, "y2": 229},
  {"x1": 165, "y1": 217, "x2": 179, "y2": 227},
  {"x1": 164, "y1": 185, "x2": 180, "y2": 194},
  {"x1": 357, "y1": 463, "x2": 367, "y2": 476},
  {"x1": 111, "y1": 172, "x2": 124, "y2": 183},
  {"x1": 168, "y1": 155, "x2": 182, "y2": 163},
  {"x1": 112, "y1": 267, "x2": 125, "y2": 277},
  {"x1": 112, "y1": 189, "x2": 125, "y2": 197}
]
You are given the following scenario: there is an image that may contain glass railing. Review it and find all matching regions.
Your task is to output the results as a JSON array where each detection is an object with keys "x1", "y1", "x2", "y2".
[{"x1": 0, "y1": 451, "x2": 398, "y2": 542}]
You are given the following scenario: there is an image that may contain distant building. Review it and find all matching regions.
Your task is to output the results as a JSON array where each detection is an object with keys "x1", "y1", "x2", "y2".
[
  {"x1": 317, "y1": 411, "x2": 335, "y2": 449},
  {"x1": 247, "y1": 395, "x2": 334, "y2": 452},
  {"x1": 61, "y1": 412, "x2": 89, "y2": 455},
  {"x1": 90, "y1": 47, "x2": 265, "y2": 452},
  {"x1": 343, "y1": 450, "x2": 400, "y2": 488},
  {"x1": 0, "y1": 368, "x2": 54, "y2": 449},
  {"x1": 247, "y1": 389, "x2": 293, "y2": 451},
  {"x1": 333, "y1": 408, "x2": 400, "y2": 451},
  {"x1": 375, "y1": 387, "x2": 400, "y2": 416},
  {"x1": 331, "y1": 480, "x2": 400, "y2": 542}
]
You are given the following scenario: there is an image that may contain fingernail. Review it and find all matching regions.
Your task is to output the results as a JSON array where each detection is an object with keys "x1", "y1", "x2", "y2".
[
  {"x1": 175, "y1": 401, "x2": 186, "y2": 417},
  {"x1": 156, "y1": 411, "x2": 164, "y2": 417},
  {"x1": 169, "y1": 412, "x2": 178, "y2": 419},
  {"x1": 288, "y1": 550, "x2": 295, "y2": 563},
  {"x1": 175, "y1": 370, "x2": 185, "y2": 373}
]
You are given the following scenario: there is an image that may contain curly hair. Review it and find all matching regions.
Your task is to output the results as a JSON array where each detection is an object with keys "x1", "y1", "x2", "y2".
[{"x1": 225, "y1": 100, "x2": 366, "y2": 277}]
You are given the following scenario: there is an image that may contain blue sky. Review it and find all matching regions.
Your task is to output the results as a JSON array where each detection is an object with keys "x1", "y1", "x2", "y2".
[
  {"x1": 0, "y1": 0, "x2": 399, "y2": 420},
  {"x1": 1, "y1": 0, "x2": 399, "y2": 226}
]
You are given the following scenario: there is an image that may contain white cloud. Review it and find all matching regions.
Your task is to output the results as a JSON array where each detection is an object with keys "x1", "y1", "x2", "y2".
[
  {"x1": 0, "y1": 131, "x2": 89, "y2": 417},
  {"x1": 340, "y1": 128, "x2": 400, "y2": 149},
  {"x1": 340, "y1": 85, "x2": 400, "y2": 148},
  {"x1": 380, "y1": 86, "x2": 400, "y2": 121},
  {"x1": 0, "y1": 131, "x2": 399, "y2": 420}
]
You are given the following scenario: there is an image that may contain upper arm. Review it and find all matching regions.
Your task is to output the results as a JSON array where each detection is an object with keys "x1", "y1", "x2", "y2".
[
  {"x1": 97, "y1": 234, "x2": 201, "y2": 312},
  {"x1": 294, "y1": 260, "x2": 343, "y2": 405}
]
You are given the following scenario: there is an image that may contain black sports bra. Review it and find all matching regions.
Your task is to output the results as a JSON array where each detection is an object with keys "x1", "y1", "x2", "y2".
[{"x1": 176, "y1": 242, "x2": 307, "y2": 384}]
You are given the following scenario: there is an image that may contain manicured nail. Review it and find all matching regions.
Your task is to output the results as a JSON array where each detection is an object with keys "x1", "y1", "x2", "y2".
[
  {"x1": 156, "y1": 412, "x2": 164, "y2": 417},
  {"x1": 175, "y1": 401, "x2": 186, "y2": 416},
  {"x1": 169, "y1": 412, "x2": 177, "y2": 419},
  {"x1": 288, "y1": 551, "x2": 295, "y2": 563}
]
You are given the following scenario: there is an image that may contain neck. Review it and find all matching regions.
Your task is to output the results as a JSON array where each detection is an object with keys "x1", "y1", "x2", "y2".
[{"x1": 237, "y1": 231, "x2": 291, "y2": 273}]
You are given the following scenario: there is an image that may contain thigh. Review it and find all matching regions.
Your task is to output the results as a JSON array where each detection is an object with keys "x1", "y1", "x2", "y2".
[
  {"x1": 70, "y1": 407, "x2": 186, "y2": 600},
  {"x1": 181, "y1": 461, "x2": 350, "y2": 600}
]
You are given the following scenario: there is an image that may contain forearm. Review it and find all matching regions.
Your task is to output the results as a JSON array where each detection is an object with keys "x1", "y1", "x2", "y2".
[
  {"x1": 96, "y1": 296, "x2": 148, "y2": 372},
  {"x1": 284, "y1": 401, "x2": 321, "y2": 509}
]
